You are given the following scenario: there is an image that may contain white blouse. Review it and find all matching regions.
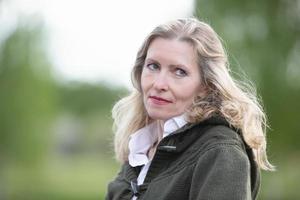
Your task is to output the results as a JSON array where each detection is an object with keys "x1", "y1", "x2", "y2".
[{"x1": 128, "y1": 115, "x2": 187, "y2": 199}]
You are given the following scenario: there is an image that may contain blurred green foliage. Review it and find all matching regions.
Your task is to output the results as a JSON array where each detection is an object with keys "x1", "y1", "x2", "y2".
[
  {"x1": 0, "y1": 19, "x2": 125, "y2": 199},
  {"x1": 0, "y1": 0, "x2": 299, "y2": 199},
  {"x1": 195, "y1": 0, "x2": 300, "y2": 155},
  {"x1": 57, "y1": 81, "x2": 126, "y2": 116},
  {"x1": 0, "y1": 22, "x2": 57, "y2": 165}
]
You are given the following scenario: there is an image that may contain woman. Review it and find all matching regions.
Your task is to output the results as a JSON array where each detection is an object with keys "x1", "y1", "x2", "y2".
[{"x1": 106, "y1": 18, "x2": 274, "y2": 200}]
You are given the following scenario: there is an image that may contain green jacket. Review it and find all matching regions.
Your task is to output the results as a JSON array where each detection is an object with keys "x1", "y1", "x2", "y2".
[{"x1": 106, "y1": 116, "x2": 260, "y2": 200}]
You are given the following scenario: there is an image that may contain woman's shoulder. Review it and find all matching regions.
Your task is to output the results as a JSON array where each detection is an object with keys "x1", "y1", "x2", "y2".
[
  {"x1": 187, "y1": 121, "x2": 253, "y2": 174},
  {"x1": 190, "y1": 116, "x2": 246, "y2": 149},
  {"x1": 170, "y1": 115, "x2": 248, "y2": 158},
  {"x1": 201, "y1": 124, "x2": 244, "y2": 145}
]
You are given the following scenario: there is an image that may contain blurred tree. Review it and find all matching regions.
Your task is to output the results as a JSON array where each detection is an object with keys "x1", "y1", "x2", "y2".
[
  {"x1": 0, "y1": 16, "x2": 126, "y2": 200},
  {"x1": 0, "y1": 19, "x2": 57, "y2": 166},
  {"x1": 57, "y1": 81, "x2": 127, "y2": 117},
  {"x1": 53, "y1": 81, "x2": 127, "y2": 157},
  {"x1": 195, "y1": 0, "x2": 300, "y2": 153}
]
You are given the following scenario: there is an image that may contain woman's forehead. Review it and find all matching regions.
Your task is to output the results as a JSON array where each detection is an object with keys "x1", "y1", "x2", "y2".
[{"x1": 146, "y1": 38, "x2": 197, "y2": 65}]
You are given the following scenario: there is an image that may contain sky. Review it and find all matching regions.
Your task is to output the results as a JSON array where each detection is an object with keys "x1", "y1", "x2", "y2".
[{"x1": 0, "y1": 0, "x2": 195, "y2": 88}]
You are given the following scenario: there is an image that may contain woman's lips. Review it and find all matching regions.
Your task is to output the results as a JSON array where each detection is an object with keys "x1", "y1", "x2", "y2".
[{"x1": 149, "y1": 96, "x2": 173, "y2": 105}]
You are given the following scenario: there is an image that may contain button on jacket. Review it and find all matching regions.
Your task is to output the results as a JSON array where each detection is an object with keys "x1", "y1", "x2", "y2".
[{"x1": 105, "y1": 116, "x2": 260, "y2": 200}]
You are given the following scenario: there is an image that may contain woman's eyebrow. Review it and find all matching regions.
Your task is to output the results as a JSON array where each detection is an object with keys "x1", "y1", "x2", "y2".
[
  {"x1": 145, "y1": 58, "x2": 158, "y2": 63},
  {"x1": 146, "y1": 58, "x2": 186, "y2": 67},
  {"x1": 169, "y1": 64, "x2": 188, "y2": 69},
  {"x1": 145, "y1": 58, "x2": 161, "y2": 66},
  {"x1": 145, "y1": 58, "x2": 189, "y2": 71}
]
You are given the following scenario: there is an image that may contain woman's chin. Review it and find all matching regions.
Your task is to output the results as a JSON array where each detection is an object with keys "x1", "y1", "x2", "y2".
[{"x1": 147, "y1": 112, "x2": 178, "y2": 122}]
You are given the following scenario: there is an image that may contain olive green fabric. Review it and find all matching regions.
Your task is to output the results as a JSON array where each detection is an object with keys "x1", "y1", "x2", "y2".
[{"x1": 106, "y1": 116, "x2": 260, "y2": 200}]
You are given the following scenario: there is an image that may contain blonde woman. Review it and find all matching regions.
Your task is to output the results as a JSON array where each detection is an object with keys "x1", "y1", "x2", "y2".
[{"x1": 106, "y1": 18, "x2": 274, "y2": 200}]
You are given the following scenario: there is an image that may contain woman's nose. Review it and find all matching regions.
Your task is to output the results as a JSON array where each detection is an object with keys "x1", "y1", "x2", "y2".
[{"x1": 153, "y1": 72, "x2": 169, "y2": 91}]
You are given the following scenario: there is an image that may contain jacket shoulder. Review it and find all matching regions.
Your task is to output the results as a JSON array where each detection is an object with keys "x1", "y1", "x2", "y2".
[{"x1": 195, "y1": 124, "x2": 246, "y2": 151}]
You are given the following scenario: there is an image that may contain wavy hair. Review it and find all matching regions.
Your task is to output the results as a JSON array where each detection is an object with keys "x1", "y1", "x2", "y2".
[{"x1": 112, "y1": 18, "x2": 274, "y2": 170}]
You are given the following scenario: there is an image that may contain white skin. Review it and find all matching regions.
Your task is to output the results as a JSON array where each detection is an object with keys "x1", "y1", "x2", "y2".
[{"x1": 141, "y1": 37, "x2": 203, "y2": 122}]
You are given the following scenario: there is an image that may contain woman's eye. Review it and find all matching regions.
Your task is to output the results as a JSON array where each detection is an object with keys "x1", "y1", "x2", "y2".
[
  {"x1": 175, "y1": 68, "x2": 187, "y2": 77},
  {"x1": 147, "y1": 63, "x2": 159, "y2": 71}
]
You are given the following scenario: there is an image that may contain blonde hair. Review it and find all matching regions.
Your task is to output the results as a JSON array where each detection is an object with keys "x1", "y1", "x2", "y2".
[{"x1": 112, "y1": 18, "x2": 274, "y2": 171}]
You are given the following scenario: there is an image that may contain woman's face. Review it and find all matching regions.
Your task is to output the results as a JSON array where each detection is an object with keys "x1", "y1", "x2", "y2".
[{"x1": 141, "y1": 37, "x2": 202, "y2": 121}]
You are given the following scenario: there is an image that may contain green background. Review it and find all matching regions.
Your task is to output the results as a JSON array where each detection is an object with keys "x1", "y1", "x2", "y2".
[{"x1": 1, "y1": 0, "x2": 299, "y2": 199}]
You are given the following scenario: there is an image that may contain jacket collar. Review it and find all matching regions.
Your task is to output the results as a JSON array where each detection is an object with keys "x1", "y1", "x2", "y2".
[
  {"x1": 156, "y1": 115, "x2": 233, "y2": 154},
  {"x1": 128, "y1": 115, "x2": 187, "y2": 167}
]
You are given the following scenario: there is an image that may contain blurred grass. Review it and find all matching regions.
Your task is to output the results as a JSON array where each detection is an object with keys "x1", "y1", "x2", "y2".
[
  {"x1": 259, "y1": 153, "x2": 300, "y2": 199},
  {"x1": 4, "y1": 155, "x2": 120, "y2": 200}
]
